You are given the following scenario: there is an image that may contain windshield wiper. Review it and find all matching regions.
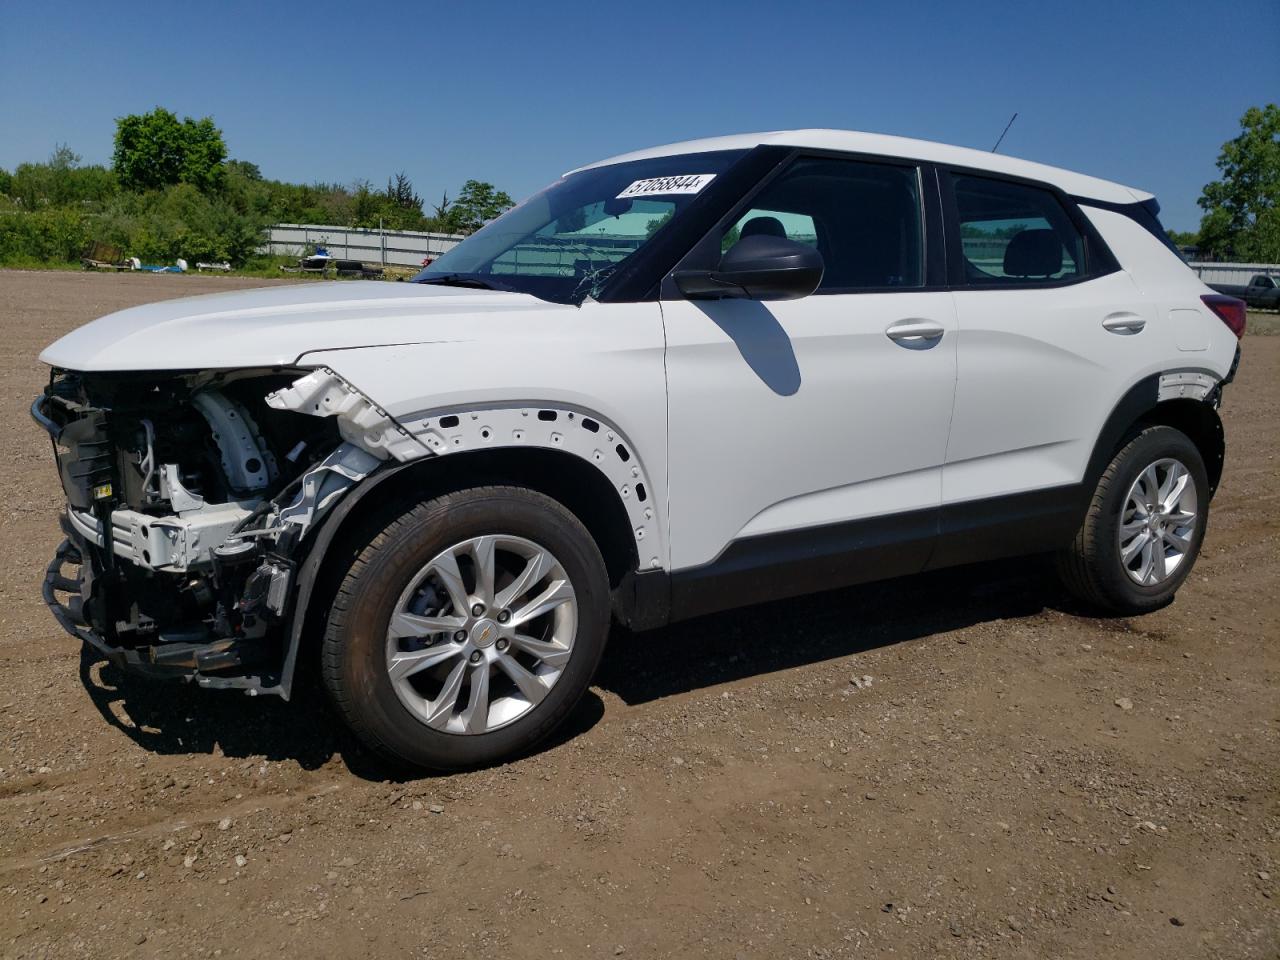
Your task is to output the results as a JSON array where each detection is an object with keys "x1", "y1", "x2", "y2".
[{"x1": 416, "y1": 273, "x2": 507, "y2": 291}]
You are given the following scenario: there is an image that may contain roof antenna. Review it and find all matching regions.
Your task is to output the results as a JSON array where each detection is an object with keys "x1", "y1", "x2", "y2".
[{"x1": 991, "y1": 112, "x2": 1018, "y2": 152}]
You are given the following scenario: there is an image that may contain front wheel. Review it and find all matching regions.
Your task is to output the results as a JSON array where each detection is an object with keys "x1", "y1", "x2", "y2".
[
  {"x1": 322, "y1": 486, "x2": 610, "y2": 771},
  {"x1": 1056, "y1": 425, "x2": 1210, "y2": 615}
]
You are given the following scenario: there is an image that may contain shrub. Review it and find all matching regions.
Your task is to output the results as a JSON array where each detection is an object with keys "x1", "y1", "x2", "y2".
[
  {"x1": 0, "y1": 207, "x2": 92, "y2": 264},
  {"x1": 87, "y1": 185, "x2": 266, "y2": 265}
]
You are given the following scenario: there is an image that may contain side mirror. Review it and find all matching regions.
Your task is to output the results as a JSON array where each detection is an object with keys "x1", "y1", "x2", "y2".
[{"x1": 675, "y1": 234, "x2": 824, "y2": 301}]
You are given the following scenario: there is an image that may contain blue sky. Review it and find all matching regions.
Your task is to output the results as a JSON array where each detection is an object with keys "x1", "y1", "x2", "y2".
[{"x1": 2, "y1": 0, "x2": 1276, "y2": 231}]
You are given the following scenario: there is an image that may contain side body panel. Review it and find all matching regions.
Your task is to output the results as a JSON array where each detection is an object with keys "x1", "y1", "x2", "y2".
[
  {"x1": 943, "y1": 269, "x2": 1161, "y2": 505},
  {"x1": 661, "y1": 291, "x2": 958, "y2": 572},
  {"x1": 298, "y1": 301, "x2": 671, "y2": 570},
  {"x1": 943, "y1": 205, "x2": 1237, "y2": 505},
  {"x1": 1079, "y1": 205, "x2": 1238, "y2": 369}
]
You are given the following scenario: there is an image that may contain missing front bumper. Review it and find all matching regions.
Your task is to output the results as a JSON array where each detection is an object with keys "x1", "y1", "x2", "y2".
[{"x1": 43, "y1": 532, "x2": 287, "y2": 697}]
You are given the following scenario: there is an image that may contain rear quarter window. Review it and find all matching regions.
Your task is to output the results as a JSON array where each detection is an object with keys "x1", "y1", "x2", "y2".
[{"x1": 952, "y1": 176, "x2": 1086, "y2": 285}]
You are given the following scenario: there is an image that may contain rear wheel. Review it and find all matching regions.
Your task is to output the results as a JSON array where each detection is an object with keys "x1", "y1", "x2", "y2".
[
  {"x1": 322, "y1": 486, "x2": 610, "y2": 770},
  {"x1": 1056, "y1": 425, "x2": 1209, "y2": 614}
]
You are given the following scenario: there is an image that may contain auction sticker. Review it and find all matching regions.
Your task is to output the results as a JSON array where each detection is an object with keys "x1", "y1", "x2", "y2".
[{"x1": 616, "y1": 174, "x2": 716, "y2": 199}]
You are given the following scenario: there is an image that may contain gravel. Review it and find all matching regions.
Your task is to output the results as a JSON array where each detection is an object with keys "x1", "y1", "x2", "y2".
[{"x1": 0, "y1": 272, "x2": 1276, "y2": 959}]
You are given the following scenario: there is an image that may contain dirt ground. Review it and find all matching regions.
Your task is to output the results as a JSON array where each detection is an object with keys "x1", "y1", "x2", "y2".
[{"x1": 0, "y1": 269, "x2": 1276, "y2": 960}]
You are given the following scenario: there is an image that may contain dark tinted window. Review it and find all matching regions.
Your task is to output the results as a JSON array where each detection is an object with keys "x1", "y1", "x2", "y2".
[
  {"x1": 722, "y1": 157, "x2": 923, "y2": 291},
  {"x1": 954, "y1": 176, "x2": 1085, "y2": 284}
]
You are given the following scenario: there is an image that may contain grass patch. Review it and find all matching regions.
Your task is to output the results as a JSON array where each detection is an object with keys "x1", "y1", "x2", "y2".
[
  {"x1": 0, "y1": 255, "x2": 82, "y2": 271},
  {"x1": 0, "y1": 254, "x2": 400, "y2": 282}
]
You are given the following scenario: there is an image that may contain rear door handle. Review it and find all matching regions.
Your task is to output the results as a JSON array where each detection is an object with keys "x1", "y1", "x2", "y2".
[
  {"x1": 885, "y1": 319, "x2": 945, "y2": 348},
  {"x1": 1102, "y1": 312, "x2": 1146, "y2": 334}
]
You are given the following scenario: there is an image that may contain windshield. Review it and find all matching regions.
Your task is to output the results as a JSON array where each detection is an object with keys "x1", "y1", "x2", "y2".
[{"x1": 413, "y1": 150, "x2": 747, "y2": 303}]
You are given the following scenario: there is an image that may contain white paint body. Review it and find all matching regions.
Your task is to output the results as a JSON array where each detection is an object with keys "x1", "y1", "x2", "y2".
[
  {"x1": 40, "y1": 130, "x2": 1238, "y2": 576},
  {"x1": 660, "y1": 293, "x2": 958, "y2": 568}
]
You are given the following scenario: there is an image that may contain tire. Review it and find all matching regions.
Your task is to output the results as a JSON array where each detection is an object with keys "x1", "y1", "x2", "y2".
[
  {"x1": 1056, "y1": 425, "x2": 1209, "y2": 615},
  {"x1": 322, "y1": 485, "x2": 610, "y2": 771}
]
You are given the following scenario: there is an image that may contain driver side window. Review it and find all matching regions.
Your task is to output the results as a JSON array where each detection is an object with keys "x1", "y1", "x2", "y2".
[
  {"x1": 722, "y1": 208, "x2": 818, "y2": 254},
  {"x1": 720, "y1": 157, "x2": 924, "y2": 291}
]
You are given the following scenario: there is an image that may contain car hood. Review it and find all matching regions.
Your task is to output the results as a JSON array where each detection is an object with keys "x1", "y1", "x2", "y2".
[{"x1": 39, "y1": 281, "x2": 563, "y2": 372}]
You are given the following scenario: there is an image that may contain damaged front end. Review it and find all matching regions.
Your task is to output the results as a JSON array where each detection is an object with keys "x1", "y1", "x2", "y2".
[{"x1": 32, "y1": 366, "x2": 420, "y2": 696}]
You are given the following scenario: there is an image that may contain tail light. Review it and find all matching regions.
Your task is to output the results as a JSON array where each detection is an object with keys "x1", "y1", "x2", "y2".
[{"x1": 1201, "y1": 294, "x2": 1247, "y2": 339}]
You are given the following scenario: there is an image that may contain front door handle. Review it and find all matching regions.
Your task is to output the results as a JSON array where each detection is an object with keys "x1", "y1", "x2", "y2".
[
  {"x1": 885, "y1": 319, "x2": 945, "y2": 348},
  {"x1": 1102, "y1": 312, "x2": 1146, "y2": 334}
]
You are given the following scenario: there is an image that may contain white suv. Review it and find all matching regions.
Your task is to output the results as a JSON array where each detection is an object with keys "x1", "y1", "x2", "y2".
[{"x1": 33, "y1": 130, "x2": 1245, "y2": 770}]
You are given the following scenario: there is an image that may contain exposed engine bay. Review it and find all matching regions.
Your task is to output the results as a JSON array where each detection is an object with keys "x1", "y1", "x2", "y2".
[{"x1": 33, "y1": 366, "x2": 395, "y2": 693}]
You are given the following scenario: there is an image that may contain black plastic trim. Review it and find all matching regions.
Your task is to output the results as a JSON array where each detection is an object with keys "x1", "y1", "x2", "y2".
[
  {"x1": 276, "y1": 459, "x2": 419, "y2": 699},
  {"x1": 613, "y1": 568, "x2": 671, "y2": 631},
  {"x1": 1080, "y1": 375, "x2": 1161, "y2": 501},
  {"x1": 1223, "y1": 343, "x2": 1241, "y2": 387},
  {"x1": 30, "y1": 395, "x2": 58, "y2": 436},
  {"x1": 668, "y1": 506, "x2": 937, "y2": 622},
  {"x1": 662, "y1": 485, "x2": 1087, "y2": 625},
  {"x1": 922, "y1": 163, "x2": 949, "y2": 287},
  {"x1": 928, "y1": 485, "x2": 1083, "y2": 570},
  {"x1": 1073, "y1": 195, "x2": 1184, "y2": 258}
]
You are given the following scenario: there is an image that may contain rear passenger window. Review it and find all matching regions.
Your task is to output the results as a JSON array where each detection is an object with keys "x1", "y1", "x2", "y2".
[
  {"x1": 723, "y1": 158, "x2": 923, "y2": 291},
  {"x1": 953, "y1": 176, "x2": 1085, "y2": 285}
]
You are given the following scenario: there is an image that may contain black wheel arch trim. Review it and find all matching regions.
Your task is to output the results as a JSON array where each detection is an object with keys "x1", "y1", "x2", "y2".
[
  {"x1": 1084, "y1": 371, "x2": 1227, "y2": 502},
  {"x1": 275, "y1": 459, "x2": 415, "y2": 699},
  {"x1": 1081, "y1": 375, "x2": 1162, "y2": 508}
]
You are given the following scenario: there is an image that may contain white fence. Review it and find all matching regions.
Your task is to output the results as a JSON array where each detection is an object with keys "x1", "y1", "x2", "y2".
[
  {"x1": 1185, "y1": 261, "x2": 1280, "y2": 285},
  {"x1": 263, "y1": 223, "x2": 466, "y2": 268},
  {"x1": 263, "y1": 226, "x2": 1280, "y2": 284}
]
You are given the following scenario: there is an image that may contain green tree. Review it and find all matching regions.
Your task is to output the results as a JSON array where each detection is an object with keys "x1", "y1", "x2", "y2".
[
  {"x1": 380, "y1": 172, "x2": 427, "y2": 229},
  {"x1": 49, "y1": 143, "x2": 82, "y2": 171},
  {"x1": 385, "y1": 172, "x2": 422, "y2": 212},
  {"x1": 444, "y1": 179, "x2": 514, "y2": 233},
  {"x1": 646, "y1": 209, "x2": 673, "y2": 238},
  {"x1": 225, "y1": 159, "x2": 262, "y2": 181},
  {"x1": 0, "y1": 167, "x2": 10, "y2": 196},
  {"x1": 350, "y1": 179, "x2": 383, "y2": 227},
  {"x1": 1196, "y1": 104, "x2": 1279, "y2": 261},
  {"x1": 112, "y1": 108, "x2": 227, "y2": 193},
  {"x1": 178, "y1": 117, "x2": 227, "y2": 192}
]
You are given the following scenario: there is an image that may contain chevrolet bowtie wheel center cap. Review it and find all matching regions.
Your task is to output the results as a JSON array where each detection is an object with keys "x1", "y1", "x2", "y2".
[{"x1": 470, "y1": 619, "x2": 500, "y2": 649}]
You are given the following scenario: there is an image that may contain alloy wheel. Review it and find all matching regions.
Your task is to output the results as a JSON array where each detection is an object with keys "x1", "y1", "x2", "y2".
[
  {"x1": 1117, "y1": 458, "x2": 1199, "y2": 586},
  {"x1": 384, "y1": 535, "x2": 578, "y2": 734}
]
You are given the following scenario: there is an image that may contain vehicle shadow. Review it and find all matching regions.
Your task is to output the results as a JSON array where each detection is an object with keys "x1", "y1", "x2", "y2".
[
  {"x1": 695, "y1": 300, "x2": 802, "y2": 396},
  {"x1": 77, "y1": 557, "x2": 1065, "y2": 781},
  {"x1": 596, "y1": 557, "x2": 1058, "y2": 705}
]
